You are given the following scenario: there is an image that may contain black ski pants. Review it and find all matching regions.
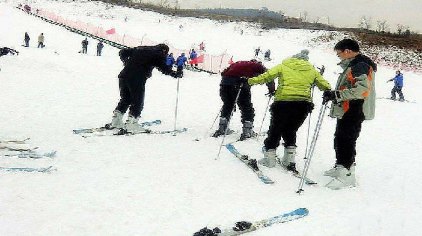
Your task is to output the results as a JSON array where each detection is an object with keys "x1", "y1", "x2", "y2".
[
  {"x1": 391, "y1": 85, "x2": 404, "y2": 100},
  {"x1": 264, "y1": 101, "x2": 312, "y2": 150},
  {"x1": 334, "y1": 106, "x2": 365, "y2": 169},
  {"x1": 115, "y1": 77, "x2": 146, "y2": 118},
  {"x1": 220, "y1": 84, "x2": 254, "y2": 123}
]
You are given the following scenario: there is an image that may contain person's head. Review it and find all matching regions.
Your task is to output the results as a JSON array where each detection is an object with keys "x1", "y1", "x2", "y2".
[
  {"x1": 292, "y1": 49, "x2": 309, "y2": 61},
  {"x1": 181, "y1": 53, "x2": 185, "y2": 56},
  {"x1": 169, "y1": 53, "x2": 173, "y2": 56},
  {"x1": 334, "y1": 39, "x2": 360, "y2": 60},
  {"x1": 396, "y1": 70, "x2": 401, "y2": 75},
  {"x1": 156, "y1": 43, "x2": 169, "y2": 55}
]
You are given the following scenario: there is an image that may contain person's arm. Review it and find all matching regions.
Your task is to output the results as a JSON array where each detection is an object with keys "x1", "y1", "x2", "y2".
[
  {"x1": 336, "y1": 62, "x2": 372, "y2": 101},
  {"x1": 248, "y1": 64, "x2": 282, "y2": 85}
]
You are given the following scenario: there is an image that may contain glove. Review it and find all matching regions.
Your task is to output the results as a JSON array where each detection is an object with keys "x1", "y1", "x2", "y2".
[
  {"x1": 170, "y1": 71, "x2": 178, "y2": 78},
  {"x1": 239, "y1": 77, "x2": 249, "y2": 85},
  {"x1": 266, "y1": 82, "x2": 276, "y2": 97},
  {"x1": 322, "y1": 90, "x2": 337, "y2": 104},
  {"x1": 318, "y1": 65, "x2": 325, "y2": 75}
]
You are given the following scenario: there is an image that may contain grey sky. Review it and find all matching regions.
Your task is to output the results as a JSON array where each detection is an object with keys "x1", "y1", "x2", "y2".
[{"x1": 145, "y1": 0, "x2": 422, "y2": 32}]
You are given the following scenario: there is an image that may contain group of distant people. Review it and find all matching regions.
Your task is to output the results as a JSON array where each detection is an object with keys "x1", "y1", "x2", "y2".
[
  {"x1": 23, "y1": 32, "x2": 45, "y2": 48},
  {"x1": 165, "y1": 48, "x2": 200, "y2": 78},
  {"x1": 254, "y1": 47, "x2": 271, "y2": 61},
  {"x1": 81, "y1": 37, "x2": 104, "y2": 56}
]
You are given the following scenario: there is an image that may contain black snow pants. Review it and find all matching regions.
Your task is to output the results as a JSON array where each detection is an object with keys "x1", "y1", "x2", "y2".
[
  {"x1": 220, "y1": 84, "x2": 254, "y2": 123},
  {"x1": 334, "y1": 100, "x2": 365, "y2": 169},
  {"x1": 264, "y1": 101, "x2": 313, "y2": 149},
  {"x1": 115, "y1": 77, "x2": 146, "y2": 118}
]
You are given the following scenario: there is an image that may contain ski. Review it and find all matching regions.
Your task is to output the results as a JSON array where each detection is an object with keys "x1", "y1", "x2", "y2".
[
  {"x1": 0, "y1": 165, "x2": 55, "y2": 173},
  {"x1": 276, "y1": 159, "x2": 317, "y2": 185},
  {"x1": 225, "y1": 144, "x2": 274, "y2": 184},
  {"x1": 73, "y1": 119, "x2": 161, "y2": 134},
  {"x1": 0, "y1": 143, "x2": 38, "y2": 152},
  {"x1": 0, "y1": 137, "x2": 30, "y2": 144},
  {"x1": 376, "y1": 97, "x2": 416, "y2": 103},
  {"x1": 114, "y1": 127, "x2": 188, "y2": 136},
  {"x1": 193, "y1": 208, "x2": 309, "y2": 236},
  {"x1": 2, "y1": 150, "x2": 57, "y2": 159}
]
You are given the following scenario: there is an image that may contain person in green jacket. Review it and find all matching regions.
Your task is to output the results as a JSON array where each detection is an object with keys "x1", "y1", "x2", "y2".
[
  {"x1": 322, "y1": 39, "x2": 377, "y2": 189},
  {"x1": 247, "y1": 49, "x2": 331, "y2": 173}
]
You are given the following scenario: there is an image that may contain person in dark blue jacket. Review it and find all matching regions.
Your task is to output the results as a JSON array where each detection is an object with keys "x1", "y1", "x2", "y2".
[
  {"x1": 166, "y1": 53, "x2": 175, "y2": 71},
  {"x1": 176, "y1": 53, "x2": 187, "y2": 78},
  {"x1": 388, "y1": 70, "x2": 405, "y2": 101},
  {"x1": 189, "y1": 49, "x2": 198, "y2": 67}
]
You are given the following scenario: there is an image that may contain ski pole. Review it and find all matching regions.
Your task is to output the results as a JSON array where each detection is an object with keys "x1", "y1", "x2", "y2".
[
  {"x1": 195, "y1": 107, "x2": 223, "y2": 141},
  {"x1": 303, "y1": 86, "x2": 315, "y2": 160},
  {"x1": 173, "y1": 76, "x2": 181, "y2": 131},
  {"x1": 216, "y1": 83, "x2": 244, "y2": 160},
  {"x1": 255, "y1": 95, "x2": 272, "y2": 140},
  {"x1": 297, "y1": 103, "x2": 328, "y2": 194}
]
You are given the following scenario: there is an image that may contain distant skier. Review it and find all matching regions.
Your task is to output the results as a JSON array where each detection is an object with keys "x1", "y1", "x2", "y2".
[
  {"x1": 96, "y1": 41, "x2": 104, "y2": 56},
  {"x1": 264, "y1": 49, "x2": 271, "y2": 61},
  {"x1": 388, "y1": 70, "x2": 405, "y2": 101},
  {"x1": 166, "y1": 52, "x2": 175, "y2": 71},
  {"x1": 81, "y1": 38, "x2": 88, "y2": 54},
  {"x1": 24, "y1": 32, "x2": 30, "y2": 47},
  {"x1": 0, "y1": 47, "x2": 19, "y2": 57},
  {"x1": 175, "y1": 52, "x2": 187, "y2": 78},
  {"x1": 247, "y1": 49, "x2": 331, "y2": 172},
  {"x1": 37, "y1": 33, "x2": 44, "y2": 48},
  {"x1": 254, "y1": 47, "x2": 261, "y2": 57},
  {"x1": 212, "y1": 60, "x2": 272, "y2": 141},
  {"x1": 322, "y1": 39, "x2": 377, "y2": 189},
  {"x1": 107, "y1": 44, "x2": 178, "y2": 133},
  {"x1": 189, "y1": 49, "x2": 198, "y2": 67}
]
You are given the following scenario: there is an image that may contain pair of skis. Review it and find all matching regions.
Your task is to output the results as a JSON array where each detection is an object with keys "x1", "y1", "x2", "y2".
[
  {"x1": 193, "y1": 207, "x2": 309, "y2": 236},
  {"x1": 73, "y1": 119, "x2": 187, "y2": 137},
  {"x1": 225, "y1": 144, "x2": 316, "y2": 185},
  {"x1": 0, "y1": 138, "x2": 56, "y2": 173}
]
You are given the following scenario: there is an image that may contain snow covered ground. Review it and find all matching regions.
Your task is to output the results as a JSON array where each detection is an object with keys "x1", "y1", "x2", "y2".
[{"x1": 1, "y1": 1, "x2": 422, "y2": 235}]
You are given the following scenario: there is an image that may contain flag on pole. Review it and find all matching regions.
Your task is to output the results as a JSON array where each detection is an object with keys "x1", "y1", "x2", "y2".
[{"x1": 106, "y1": 28, "x2": 116, "y2": 34}]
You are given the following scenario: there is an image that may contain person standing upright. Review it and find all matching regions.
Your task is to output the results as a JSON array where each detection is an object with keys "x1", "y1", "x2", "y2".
[
  {"x1": 24, "y1": 32, "x2": 30, "y2": 47},
  {"x1": 81, "y1": 38, "x2": 89, "y2": 54},
  {"x1": 96, "y1": 41, "x2": 104, "y2": 56},
  {"x1": 37, "y1": 33, "x2": 44, "y2": 48},
  {"x1": 322, "y1": 39, "x2": 377, "y2": 189},
  {"x1": 388, "y1": 70, "x2": 405, "y2": 101}
]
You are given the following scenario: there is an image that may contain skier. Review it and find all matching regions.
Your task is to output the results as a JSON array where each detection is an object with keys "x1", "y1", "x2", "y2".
[
  {"x1": 0, "y1": 47, "x2": 19, "y2": 57},
  {"x1": 37, "y1": 33, "x2": 44, "y2": 48},
  {"x1": 264, "y1": 49, "x2": 271, "y2": 61},
  {"x1": 107, "y1": 44, "x2": 178, "y2": 133},
  {"x1": 189, "y1": 49, "x2": 198, "y2": 67},
  {"x1": 254, "y1": 47, "x2": 261, "y2": 57},
  {"x1": 387, "y1": 70, "x2": 404, "y2": 101},
  {"x1": 322, "y1": 39, "x2": 377, "y2": 189},
  {"x1": 212, "y1": 59, "x2": 272, "y2": 141},
  {"x1": 175, "y1": 52, "x2": 187, "y2": 78},
  {"x1": 96, "y1": 41, "x2": 104, "y2": 56},
  {"x1": 24, "y1": 32, "x2": 30, "y2": 47},
  {"x1": 81, "y1": 38, "x2": 88, "y2": 54},
  {"x1": 166, "y1": 52, "x2": 175, "y2": 71},
  {"x1": 246, "y1": 49, "x2": 331, "y2": 172}
]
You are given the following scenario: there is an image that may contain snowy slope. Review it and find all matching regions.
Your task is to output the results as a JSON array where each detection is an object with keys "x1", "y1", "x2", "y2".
[{"x1": 1, "y1": 1, "x2": 422, "y2": 235}]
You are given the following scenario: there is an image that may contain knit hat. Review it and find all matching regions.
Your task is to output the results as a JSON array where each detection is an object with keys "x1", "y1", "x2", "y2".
[{"x1": 292, "y1": 49, "x2": 309, "y2": 61}]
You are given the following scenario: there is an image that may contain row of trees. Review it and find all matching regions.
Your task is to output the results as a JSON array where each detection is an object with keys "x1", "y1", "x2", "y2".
[{"x1": 358, "y1": 16, "x2": 412, "y2": 36}]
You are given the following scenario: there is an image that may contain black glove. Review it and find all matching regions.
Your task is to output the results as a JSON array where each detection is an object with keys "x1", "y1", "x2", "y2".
[
  {"x1": 239, "y1": 77, "x2": 249, "y2": 85},
  {"x1": 266, "y1": 81, "x2": 276, "y2": 97},
  {"x1": 322, "y1": 90, "x2": 337, "y2": 104},
  {"x1": 318, "y1": 65, "x2": 325, "y2": 75},
  {"x1": 170, "y1": 71, "x2": 178, "y2": 78}
]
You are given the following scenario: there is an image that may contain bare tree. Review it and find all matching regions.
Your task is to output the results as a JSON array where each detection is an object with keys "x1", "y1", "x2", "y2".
[
  {"x1": 376, "y1": 20, "x2": 389, "y2": 32},
  {"x1": 300, "y1": 11, "x2": 308, "y2": 22},
  {"x1": 397, "y1": 24, "x2": 405, "y2": 35},
  {"x1": 358, "y1": 16, "x2": 372, "y2": 30}
]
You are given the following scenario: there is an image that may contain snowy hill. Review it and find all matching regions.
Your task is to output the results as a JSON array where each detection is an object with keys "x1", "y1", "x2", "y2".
[{"x1": 1, "y1": 0, "x2": 422, "y2": 235}]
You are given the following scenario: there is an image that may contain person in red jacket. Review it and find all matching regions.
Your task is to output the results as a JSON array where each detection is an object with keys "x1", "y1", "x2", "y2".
[{"x1": 213, "y1": 59, "x2": 274, "y2": 140}]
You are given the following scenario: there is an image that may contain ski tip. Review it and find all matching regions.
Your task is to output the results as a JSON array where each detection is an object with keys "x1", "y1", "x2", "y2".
[{"x1": 294, "y1": 208, "x2": 309, "y2": 216}]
